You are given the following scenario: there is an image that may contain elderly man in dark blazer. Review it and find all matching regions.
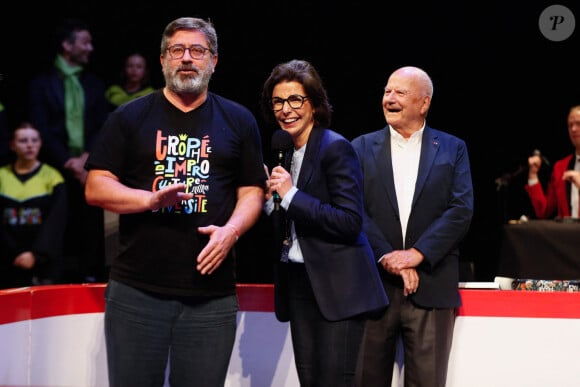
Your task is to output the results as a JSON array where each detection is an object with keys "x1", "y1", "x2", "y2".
[{"x1": 352, "y1": 66, "x2": 474, "y2": 387}]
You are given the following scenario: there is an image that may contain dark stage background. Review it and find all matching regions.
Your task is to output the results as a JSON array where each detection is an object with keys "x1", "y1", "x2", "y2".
[{"x1": 1, "y1": 1, "x2": 579, "y2": 282}]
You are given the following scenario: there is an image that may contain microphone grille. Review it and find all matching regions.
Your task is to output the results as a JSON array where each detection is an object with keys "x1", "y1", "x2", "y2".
[{"x1": 271, "y1": 130, "x2": 293, "y2": 151}]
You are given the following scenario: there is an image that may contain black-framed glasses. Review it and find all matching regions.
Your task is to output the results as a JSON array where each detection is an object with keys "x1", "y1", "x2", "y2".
[
  {"x1": 271, "y1": 95, "x2": 309, "y2": 112},
  {"x1": 165, "y1": 44, "x2": 212, "y2": 60}
]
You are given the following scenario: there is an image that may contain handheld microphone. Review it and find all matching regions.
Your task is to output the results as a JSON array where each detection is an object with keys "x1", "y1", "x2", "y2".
[
  {"x1": 532, "y1": 149, "x2": 551, "y2": 168},
  {"x1": 495, "y1": 149, "x2": 551, "y2": 190},
  {"x1": 270, "y1": 130, "x2": 293, "y2": 211}
]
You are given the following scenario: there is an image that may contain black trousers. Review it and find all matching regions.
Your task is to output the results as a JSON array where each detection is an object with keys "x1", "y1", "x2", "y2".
[{"x1": 286, "y1": 262, "x2": 365, "y2": 387}]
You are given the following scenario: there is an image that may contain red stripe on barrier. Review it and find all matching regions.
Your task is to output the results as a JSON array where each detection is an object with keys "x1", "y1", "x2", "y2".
[
  {"x1": 457, "y1": 289, "x2": 580, "y2": 318},
  {"x1": 236, "y1": 283, "x2": 275, "y2": 312},
  {"x1": 0, "y1": 288, "x2": 32, "y2": 324},
  {"x1": 2, "y1": 285, "x2": 580, "y2": 324},
  {"x1": 31, "y1": 284, "x2": 107, "y2": 319},
  {"x1": 0, "y1": 283, "x2": 275, "y2": 324}
]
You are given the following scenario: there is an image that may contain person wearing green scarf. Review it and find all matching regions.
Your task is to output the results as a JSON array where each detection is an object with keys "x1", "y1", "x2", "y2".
[
  {"x1": 28, "y1": 18, "x2": 109, "y2": 284},
  {"x1": 54, "y1": 53, "x2": 85, "y2": 157}
]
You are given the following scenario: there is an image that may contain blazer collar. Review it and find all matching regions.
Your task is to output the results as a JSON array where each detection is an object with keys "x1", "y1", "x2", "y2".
[
  {"x1": 296, "y1": 128, "x2": 323, "y2": 188},
  {"x1": 371, "y1": 125, "x2": 439, "y2": 211}
]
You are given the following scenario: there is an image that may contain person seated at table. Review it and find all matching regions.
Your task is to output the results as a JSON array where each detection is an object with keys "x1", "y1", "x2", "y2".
[
  {"x1": 526, "y1": 105, "x2": 580, "y2": 219},
  {"x1": 0, "y1": 122, "x2": 67, "y2": 288}
]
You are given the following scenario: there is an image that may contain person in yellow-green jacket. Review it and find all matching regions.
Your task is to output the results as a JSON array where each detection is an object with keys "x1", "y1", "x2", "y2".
[
  {"x1": 105, "y1": 51, "x2": 156, "y2": 110},
  {"x1": 0, "y1": 122, "x2": 67, "y2": 288}
]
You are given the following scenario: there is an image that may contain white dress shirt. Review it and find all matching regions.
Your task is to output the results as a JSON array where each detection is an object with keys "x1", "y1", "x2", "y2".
[
  {"x1": 281, "y1": 145, "x2": 305, "y2": 262},
  {"x1": 390, "y1": 125, "x2": 423, "y2": 246}
]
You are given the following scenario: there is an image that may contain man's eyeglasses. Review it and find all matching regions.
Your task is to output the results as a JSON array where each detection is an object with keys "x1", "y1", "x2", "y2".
[
  {"x1": 271, "y1": 95, "x2": 309, "y2": 112},
  {"x1": 165, "y1": 44, "x2": 212, "y2": 60}
]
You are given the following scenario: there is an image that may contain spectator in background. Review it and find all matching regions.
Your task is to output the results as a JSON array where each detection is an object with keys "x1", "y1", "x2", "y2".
[
  {"x1": 0, "y1": 122, "x2": 67, "y2": 289},
  {"x1": 105, "y1": 51, "x2": 156, "y2": 110},
  {"x1": 526, "y1": 104, "x2": 580, "y2": 219},
  {"x1": 352, "y1": 66, "x2": 474, "y2": 387},
  {"x1": 28, "y1": 18, "x2": 109, "y2": 283}
]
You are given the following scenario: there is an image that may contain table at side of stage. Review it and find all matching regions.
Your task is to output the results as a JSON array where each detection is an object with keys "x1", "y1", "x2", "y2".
[{"x1": 497, "y1": 219, "x2": 580, "y2": 279}]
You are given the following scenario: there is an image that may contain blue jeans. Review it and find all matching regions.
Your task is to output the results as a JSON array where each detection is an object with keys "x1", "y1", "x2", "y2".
[{"x1": 104, "y1": 280, "x2": 238, "y2": 387}]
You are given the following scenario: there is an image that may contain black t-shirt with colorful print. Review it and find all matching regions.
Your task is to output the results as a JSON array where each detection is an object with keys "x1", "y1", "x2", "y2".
[{"x1": 86, "y1": 91, "x2": 266, "y2": 297}]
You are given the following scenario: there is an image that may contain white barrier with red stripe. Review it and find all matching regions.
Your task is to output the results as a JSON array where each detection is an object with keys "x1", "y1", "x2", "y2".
[{"x1": 1, "y1": 285, "x2": 580, "y2": 386}]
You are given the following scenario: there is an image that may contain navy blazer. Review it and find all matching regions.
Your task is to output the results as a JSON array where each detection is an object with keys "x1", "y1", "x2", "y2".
[
  {"x1": 274, "y1": 128, "x2": 389, "y2": 322},
  {"x1": 29, "y1": 66, "x2": 109, "y2": 170},
  {"x1": 352, "y1": 126, "x2": 474, "y2": 308}
]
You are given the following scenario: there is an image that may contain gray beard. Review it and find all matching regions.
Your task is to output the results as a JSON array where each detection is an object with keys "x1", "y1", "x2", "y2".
[{"x1": 164, "y1": 68, "x2": 213, "y2": 94}]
